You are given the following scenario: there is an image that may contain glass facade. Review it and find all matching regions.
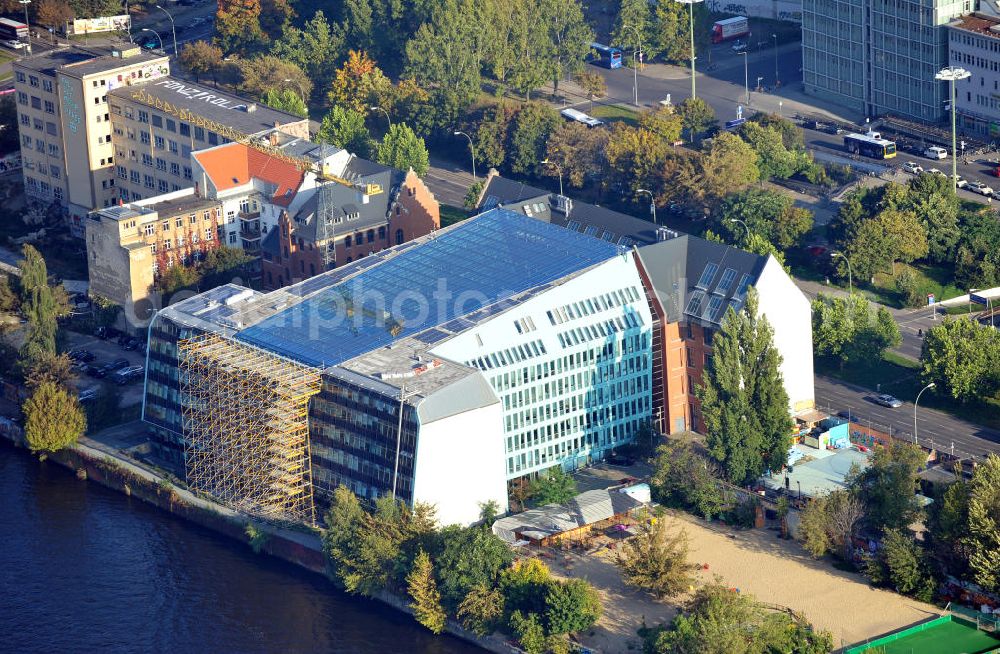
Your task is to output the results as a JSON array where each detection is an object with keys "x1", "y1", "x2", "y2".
[
  {"x1": 142, "y1": 314, "x2": 192, "y2": 469},
  {"x1": 309, "y1": 378, "x2": 418, "y2": 509}
]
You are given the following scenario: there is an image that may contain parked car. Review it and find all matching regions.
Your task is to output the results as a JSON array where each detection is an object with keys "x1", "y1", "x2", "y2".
[
  {"x1": 927, "y1": 168, "x2": 946, "y2": 177},
  {"x1": 78, "y1": 387, "x2": 98, "y2": 403},
  {"x1": 68, "y1": 349, "x2": 95, "y2": 362},
  {"x1": 122, "y1": 337, "x2": 141, "y2": 351},
  {"x1": 85, "y1": 364, "x2": 108, "y2": 379},
  {"x1": 111, "y1": 365, "x2": 144, "y2": 385},
  {"x1": 967, "y1": 180, "x2": 994, "y2": 196},
  {"x1": 953, "y1": 174, "x2": 968, "y2": 189},
  {"x1": 106, "y1": 357, "x2": 129, "y2": 371},
  {"x1": 902, "y1": 161, "x2": 923, "y2": 174},
  {"x1": 873, "y1": 393, "x2": 903, "y2": 408},
  {"x1": 924, "y1": 145, "x2": 948, "y2": 159},
  {"x1": 3, "y1": 40, "x2": 25, "y2": 50},
  {"x1": 731, "y1": 41, "x2": 747, "y2": 53},
  {"x1": 806, "y1": 245, "x2": 828, "y2": 257}
]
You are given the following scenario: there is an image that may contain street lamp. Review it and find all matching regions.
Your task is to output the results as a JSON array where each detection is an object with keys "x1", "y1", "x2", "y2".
[
  {"x1": 772, "y1": 33, "x2": 779, "y2": 87},
  {"x1": 935, "y1": 66, "x2": 972, "y2": 193},
  {"x1": 675, "y1": 0, "x2": 704, "y2": 100},
  {"x1": 18, "y1": 0, "x2": 31, "y2": 54},
  {"x1": 453, "y1": 130, "x2": 476, "y2": 179},
  {"x1": 738, "y1": 51, "x2": 749, "y2": 105},
  {"x1": 281, "y1": 78, "x2": 306, "y2": 104},
  {"x1": 154, "y1": 5, "x2": 177, "y2": 55},
  {"x1": 727, "y1": 217, "x2": 749, "y2": 243},
  {"x1": 778, "y1": 100, "x2": 783, "y2": 117},
  {"x1": 637, "y1": 188, "x2": 657, "y2": 225},
  {"x1": 370, "y1": 105, "x2": 391, "y2": 130},
  {"x1": 830, "y1": 250, "x2": 853, "y2": 295},
  {"x1": 141, "y1": 28, "x2": 163, "y2": 54},
  {"x1": 914, "y1": 382, "x2": 936, "y2": 446},
  {"x1": 540, "y1": 159, "x2": 564, "y2": 196},
  {"x1": 756, "y1": 75, "x2": 764, "y2": 92},
  {"x1": 625, "y1": 24, "x2": 643, "y2": 107}
]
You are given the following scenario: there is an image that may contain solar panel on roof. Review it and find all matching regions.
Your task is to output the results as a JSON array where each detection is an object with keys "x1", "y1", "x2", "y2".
[
  {"x1": 584, "y1": 225, "x2": 599, "y2": 236},
  {"x1": 601, "y1": 231, "x2": 615, "y2": 242},
  {"x1": 413, "y1": 328, "x2": 451, "y2": 344},
  {"x1": 715, "y1": 268, "x2": 737, "y2": 295},
  {"x1": 566, "y1": 220, "x2": 581, "y2": 231},
  {"x1": 235, "y1": 209, "x2": 621, "y2": 368},
  {"x1": 618, "y1": 236, "x2": 633, "y2": 248},
  {"x1": 684, "y1": 290, "x2": 705, "y2": 316},
  {"x1": 696, "y1": 262, "x2": 719, "y2": 289},
  {"x1": 481, "y1": 195, "x2": 500, "y2": 211}
]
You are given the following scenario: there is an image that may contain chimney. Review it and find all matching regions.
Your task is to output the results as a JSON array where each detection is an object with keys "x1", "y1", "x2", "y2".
[
  {"x1": 269, "y1": 131, "x2": 279, "y2": 146},
  {"x1": 194, "y1": 182, "x2": 200, "y2": 198},
  {"x1": 553, "y1": 194, "x2": 573, "y2": 217}
]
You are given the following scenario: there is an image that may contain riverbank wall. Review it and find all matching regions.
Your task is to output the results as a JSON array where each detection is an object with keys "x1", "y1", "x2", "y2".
[{"x1": 2, "y1": 432, "x2": 514, "y2": 654}]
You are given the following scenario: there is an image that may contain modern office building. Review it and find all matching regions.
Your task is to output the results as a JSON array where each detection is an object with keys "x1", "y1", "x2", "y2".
[
  {"x1": 85, "y1": 189, "x2": 223, "y2": 328},
  {"x1": 12, "y1": 43, "x2": 169, "y2": 230},
  {"x1": 802, "y1": 0, "x2": 971, "y2": 121},
  {"x1": 948, "y1": 12, "x2": 1000, "y2": 138},
  {"x1": 475, "y1": 172, "x2": 815, "y2": 435},
  {"x1": 143, "y1": 208, "x2": 654, "y2": 525}
]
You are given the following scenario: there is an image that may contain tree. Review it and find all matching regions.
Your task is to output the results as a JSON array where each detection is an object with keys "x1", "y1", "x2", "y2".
[
  {"x1": 677, "y1": 97, "x2": 715, "y2": 138},
  {"x1": 317, "y1": 106, "x2": 374, "y2": 158},
  {"x1": 615, "y1": 517, "x2": 694, "y2": 599},
  {"x1": 0, "y1": 274, "x2": 17, "y2": 314},
  {"x1": 920, "y1": 318, "x2": 1000, "y2": 403},
  {"x1": 406, "y1": 550, "x2": 447, "y2": 634},
  {"x1": 954, "y1": 208, "x2": 1000, "y2": 290},
  {"x1": 651, "y1": 439, "x2": 724, "y2": 519},
  {"x1": 435, "y1": 523, "x2": 514, "y2": 611},
  {"x1": 612, "y1": 0, "x2": 650, "y2": 56},
  {"x1": 699, "y1": 132, "x2": 758, "y2": 203},
  {"x1": 640, "y1": 105, "x2": 683, "y2": 144},
  {"x1": 574, "y1": 70, "x2": 606, "y2": 113},
  {"x1": 501, "y1": 557, "x2": 552, "y2": 616},
  {"x1": 327, "y1": 50, "x2": 392, "y2": 116},
  {"x1": 258, "y1": 0, "x2": 293, "y2": 37},
  {"x1": 178, "y1": 41, "x2": 224, "y2": 83},
  {"x1": 717, "y1": 188, "x2": 813, "y2": 250},
  {"x1": 539, "y1": 0, "x2": 592, "y2": 96},
  {"x1": 698, "y1": 288, "x2": 792, "y2": 484},
  {"x1": 965, "y1": 454, "x2": 1000, "y2": 592},
  {"x1": 404, "y1": 0, "x2": 484, "y2": 130},
  {"x1": 23, "y1": 381, "x2": 86, "y2": 453},
  {"x1": 474, "y1": 104, "x2": 515, "y2": 170},
  {"x1": 865, "y1": 528, "x2": 936, "y2": 601},
  {"x1": 739, "y1": 121, "x2": 806, "y2": 181},
  {"x1": 509, "y1": 610, "x2": 547, "y2": 654},
  {"x1": 798, "y1": 490, "x2": 864, "y2": 560},
  {"x1": 376, "y1": 123, "x2": 430, "y2": 177},
  {"x1": 647, "y1": 583, "x2": 834, "y2": 654},
  {"x1": 544, "y1": 579, "x2": 602, "y2": 635},
  {"x1": 238, "y1": 56, "x2": 313, "y2": 104},
  {"x1": 505, "y1": 0, "x2": 555, "y2": 99},
  {"x1": 811, "y1": 293, "x2": 901, "y2": 368},
  {"x1": 543, "y1": 122, "x2": 609, "y2": 188},
  {"x1": 839, "y1": 208, "x2": 928, "y2": 281},
  {"x1": 905, "y1": 174, "x2": 960, "y2": 263},
  {"x1": 457, "y1": 583, "x2": 504, "y2": 636},
  {"x1": 926, "y1": 465, "x2": 971, "y2": 574},
  {"x1": 215, "y1": 0, "x2": 267, "y2": 54},
  {"x1": 18, "y1": 245, "x2": 58, "y2": 370},
  {"x1": 606, "y1": 123, "x2": 670, "y2": 195},
  {"x1": 649, "y1": 0, "x2": 691, "y2": 63},
  {"x1": 529, "y1": 466, "x2": 577, "y2": 505},
  {"x1": 851, "y1": 442, "x2": 925, "y2": 534},
  {"x1": 270, "y1": 11, "x2": 342, "y2": 93},
  {"x1": 35, "y1": 0, "x2": 74, "y2": 30},
  {"x1": 508, "y1": 101, "x2": 560, "y2": 175},
  {"x1": 260, "y1": 89, "x2": 307, "y2": 118},
  {"x1": 24, "y1": 352, "x2": 74, "y2": 391}
]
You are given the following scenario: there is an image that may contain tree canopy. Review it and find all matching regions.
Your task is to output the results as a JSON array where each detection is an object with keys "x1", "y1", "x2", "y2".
[
  {"x1": 698, "y1": 288, "x2": 792, "y2": 484},
  {"x1": 23, "y1": 381, "x2": 86, "y2": 453},
  {"x1": 811, "y1": 293, "x2": 901, "y2": 367},
  {"x1": 920, "y1": 317, "x2": 1000, "y2": 403},
  {"x1": 375, "y1": 123, "x2": 430, "y2": 177}
]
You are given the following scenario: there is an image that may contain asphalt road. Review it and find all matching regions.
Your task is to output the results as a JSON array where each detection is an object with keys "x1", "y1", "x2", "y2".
[
  {"x1": 425, "y1": 156, "x2": 475, "y2": 208},
  {"x1": 815, "y1": 375, "x2": 1000, "y2": 464}
]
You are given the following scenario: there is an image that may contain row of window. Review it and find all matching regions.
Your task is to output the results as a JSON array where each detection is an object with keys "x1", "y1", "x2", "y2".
[
  {"x1": 20, "y1": 135, "x2": 60, "y2": 158},
  {"x1": 506, "y1": 416, "x2": 646, "y2": 475},
  {"x1": 557, "y1": 312, "x2": 644, "y2": 349},
  {"x1": 469, "y1": 339, "x2": 547, "y2": 373},
  {"x1": 15, "y1": 71, "x2": 53, "y2": 93},
  {"x1": 113, "y1": 103, "x2": 224, "y2": 146},
  {"x1": 19, "y1": 113, "x2": 58, "y2": 136},
  {"x1": 546, "y1": 286, "x2": 641, "y2": 326},
  {"x1": 24, "y1": 176, "x2": 63, "y2": 201},
  {"x1": 16, "y1": 92, "x2": 56, "y2": 114},
  {"x1": 501, "y1": 354, "x2": 648, "y2": 411}
]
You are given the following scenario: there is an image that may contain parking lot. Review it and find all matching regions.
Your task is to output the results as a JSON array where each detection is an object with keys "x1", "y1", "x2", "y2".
[{"x1": 65, "y1": 329, "x2": 147, "y2": 408}]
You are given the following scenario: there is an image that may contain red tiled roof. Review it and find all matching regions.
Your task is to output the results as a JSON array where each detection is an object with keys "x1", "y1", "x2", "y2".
[
  {"x1": 194, "y1": 143, "x2": 305, "y2": 207},
  {"x1": 951, "y1": 13, "x2": 1000, "y2": 39}
]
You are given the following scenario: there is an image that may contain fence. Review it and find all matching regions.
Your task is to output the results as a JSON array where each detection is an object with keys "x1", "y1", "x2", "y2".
[{"x1": 814, "y1": 404, "x2": 987, "y2": 467}]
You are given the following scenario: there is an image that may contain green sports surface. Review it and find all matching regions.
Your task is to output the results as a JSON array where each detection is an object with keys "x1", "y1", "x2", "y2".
[{"x1": 855, "y1": 619, "x2": 1000, "y2": 654}]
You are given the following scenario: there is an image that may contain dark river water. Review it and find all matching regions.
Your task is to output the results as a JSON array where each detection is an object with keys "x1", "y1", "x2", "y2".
[{"x1": 0, "y1": 442, "x2": 478, "y2": 654}]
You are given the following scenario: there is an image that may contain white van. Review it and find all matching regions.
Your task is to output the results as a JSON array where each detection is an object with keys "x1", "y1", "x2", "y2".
[
  {"x1": 560, "y1": 108, "x2": 604, "y2": 128},
  {"x1": 924, "y1": 145, "x2": 948, "y2": 159}
]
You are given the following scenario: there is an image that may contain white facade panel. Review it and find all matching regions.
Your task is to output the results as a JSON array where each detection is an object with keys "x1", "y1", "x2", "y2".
[
  {"x1": 431, "y1": 254, "x2": 654, "y2": 480},
  {"x1": 754, "y1": 257, "x2": 815, "y2": 413},
  {"x1": 413, "y1": 401, "x2": 508, "y2": 526}
]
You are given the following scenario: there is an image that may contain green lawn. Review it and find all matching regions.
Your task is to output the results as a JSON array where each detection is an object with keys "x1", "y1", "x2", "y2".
[
  {"x1": 851, "y1": 618, "x2": 1000, "y2": 654},
  {"x1": 440, "y1": 204, "x2": 470, "y2": 228},
  {"x1": 590, "y1": 104, "x2": 641, "y2": 127}
]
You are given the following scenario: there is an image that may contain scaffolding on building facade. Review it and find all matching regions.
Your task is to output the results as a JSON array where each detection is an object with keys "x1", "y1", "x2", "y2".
[{"x1": 178, "y1": 333, "x2": 322, "y2": 524}]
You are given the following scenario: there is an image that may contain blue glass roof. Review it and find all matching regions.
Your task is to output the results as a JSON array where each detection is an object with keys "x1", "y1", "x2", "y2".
[{"x1": 235, "y1": 208, "x2": 621, "y2": 367}]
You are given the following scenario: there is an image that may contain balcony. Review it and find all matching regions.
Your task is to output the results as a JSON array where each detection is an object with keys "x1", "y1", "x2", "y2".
[
  {"x1": 238, "y1": 210, "x2": 261, "y2": 221},
  {"x1": 240, "y1": 226, "x2": 261, "y2": 240}
]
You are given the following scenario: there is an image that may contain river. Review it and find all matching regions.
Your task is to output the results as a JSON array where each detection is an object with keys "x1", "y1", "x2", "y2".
[{"x1": 0, "y1": 442, "x2": 479, "y2": 654}]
